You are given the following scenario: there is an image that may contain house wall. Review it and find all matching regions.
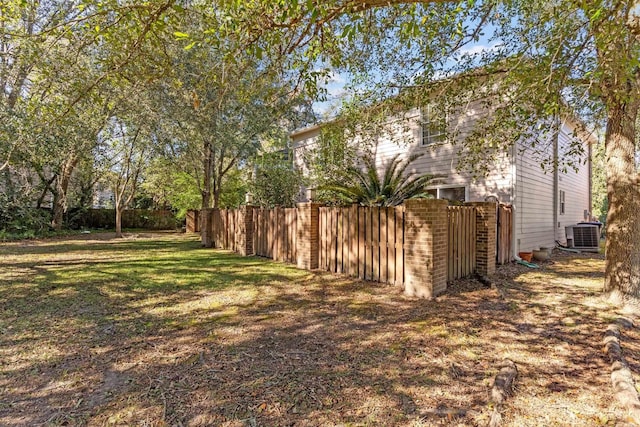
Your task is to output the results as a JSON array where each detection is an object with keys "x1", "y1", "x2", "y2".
[
  {"x1": 292, "y1": 104, "x2": 514, "y2": 205},
  {"x1": 556, "y1": 121, "x2": 592, "y2": 243},
  {"x1": 515, "y1": 137, "x2": 556, "y2": 252},
  {"x1": 514, "y1": 121, "x2": 591, "y2": 252},
  {"x1": 372, "y1": 107, "x2": 513, "y2": 204}
]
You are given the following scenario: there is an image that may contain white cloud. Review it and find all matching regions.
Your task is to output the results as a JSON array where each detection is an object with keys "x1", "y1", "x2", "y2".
[{"x1": 457, "y1": 42, "x2": 503, "y2": 58}]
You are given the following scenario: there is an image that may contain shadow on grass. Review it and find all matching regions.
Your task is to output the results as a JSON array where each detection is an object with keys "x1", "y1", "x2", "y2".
[{"x1": 0, "y1": 234, "x2": 622, "y2": 426}]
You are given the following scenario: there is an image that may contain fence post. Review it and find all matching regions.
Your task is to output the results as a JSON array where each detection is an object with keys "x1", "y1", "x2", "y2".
[
  {"x1": 239, "y1": 205, "x2": 254, "y2": 256},
  {"x1": 296, "y1": 202, "x2": 321, "y2": 270},
  {"x1": 200, "y1": 208, "x2": 214, "y2": 248},
  {"x1": 404, "y1": 198, "x2": 448, "y2": 298},
  {"x1": 468, "y1": 202, "x2": 497, "y2": 277}
]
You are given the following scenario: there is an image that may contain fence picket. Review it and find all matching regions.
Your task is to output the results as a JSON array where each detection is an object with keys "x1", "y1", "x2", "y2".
[
  {"x1": 379, "y1": 208, "x2": 388, "y2": 284},
  {"x1": 358, "y1": 207, "x2": 365, "y2": 279},
  {"x1": 447, "y1": 206, "x2": 477, "y2": 282},
  {"x1": 336, "y1": 209, "x2": 343, "y2": 274},
  {"x1": 371, "y1": 207, "x2": 379, "y2": 282}
]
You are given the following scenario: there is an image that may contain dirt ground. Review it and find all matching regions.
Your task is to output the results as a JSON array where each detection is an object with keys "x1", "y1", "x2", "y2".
[{"x1": 0, "y1": 233, "x2": 638, "y2": 426}]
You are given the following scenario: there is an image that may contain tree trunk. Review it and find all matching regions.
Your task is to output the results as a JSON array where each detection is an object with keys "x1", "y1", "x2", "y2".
[
  {"x1": 202, "y1": 140, "x2": 213, "y2": 208},
  {"x1": 603, "y1": 98, "x2": 640, "y2": 302},
  {"x1": 213, "y1": 185, "x2": 221, "y2": 209},
  {"x1": 115, "y1": 206, "x2": 123, "y2": 238},
  {"x1": 51, "y1": 154, "x2": 79, "y2": 230}
]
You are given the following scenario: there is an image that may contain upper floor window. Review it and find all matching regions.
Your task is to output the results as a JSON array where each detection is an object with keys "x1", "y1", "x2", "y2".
[{"x1": 420, "y1": 106, "x2": 447, "y2": 146}]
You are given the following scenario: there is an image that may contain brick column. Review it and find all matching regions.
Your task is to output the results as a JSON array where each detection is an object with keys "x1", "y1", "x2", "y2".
[
  {"x1": 296, "y1": 202, "x2": 321, "y2": 270},
  {"x1": 238, "y1": 205, "x2": 254, "y2": 256},
  {"x1": 200, "y1": 208, "x2": 214, "y2": 248},
  {"x1": 468, "y1": 202, "x2": 497, "y2": 277},
  {"x1": 403, "y1": 198, "x2": 448, "y2": 298}
]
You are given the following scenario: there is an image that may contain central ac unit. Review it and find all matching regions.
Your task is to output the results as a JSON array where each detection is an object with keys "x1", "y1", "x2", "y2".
[{"x1": 565, "y1": 224, "x2": 600, "y2": 252}]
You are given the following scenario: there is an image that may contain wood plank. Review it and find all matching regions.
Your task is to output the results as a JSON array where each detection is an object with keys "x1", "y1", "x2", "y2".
[
  {"x1": 292, "y1": 208, "x2": 297, "y2": 263},
  {"x1": 457, "y1": 208, "x2": 462, "y2": 278},
  {"x1": 358, "y1": 207, "x2": 365, "y2": 279},
  {"x1": 448, "y1": 207, "x2": 453, "y2": 280},
  {"x1": 258, "y1": 209, "x2": 262, "y2": 256},
  {"x1": 453, "y1": 208, "x2": 458, "y2": 280},
  {"x1": 278, "y1": 207, "x2": 283, "y2": 261},
  {"x1": 372, "y1": 207, "x2": 379, "y2": 282},
  {"x1": 320, "y1": 208, "x2": 325, "y2": 270},
  {"x1": 328, "y1": 208, "x2": 335, "y2": 272},
  {"x1": 280, "y1": 209, "x2": 285, "y2": 261},
  {"x1": 468, "y1": 208, "x2": 474, "y2": 276},
  {"x1": 284, "y1": 209, "x2": 290, "y2": 262},
  {"x1": 342, "y1": 207, "x2": 349, "y2": 276},
  {"x1": 387, "y1": 207, "x2": 396, "y2": 285},
  {"x1": 349, "y1": 205, "x2": 357, "y2": 276},
  {"x1": 324, "y1": 207, "x2": 329, "y2": 271},
  {"x1": 272, "y1": 208, "x2": 278, "y2": 260},
  {"x1": 292, "y1": 209, "x2": 297, "y2": 263},
  {"x1": 380, "y1": 207, "x2": 388, "y2": 284},
  {"x1": 447, "y1": 208, "x2": 453, "y2": 282},
  {"x1": 334, "y1": 208, "x2": 340, "y2": 272},
  {"x1": 336, "y1": 209, "x2": 343, "y2": 274},
  {"x1": 270, "y1": 209, "x2": 275, "y2": 258},
  {"x1": 324, "y1": 208, "x2": 329, "y2": 271},
  {"x1": 397, "y1": 207, "x2": 404, "y2": 285},
  {"x1": 364, "y1": 207, "x2": 371, "y2": 280},
  {"x1": 463, "y1": 208, "x2": 469, "y2": 277}
]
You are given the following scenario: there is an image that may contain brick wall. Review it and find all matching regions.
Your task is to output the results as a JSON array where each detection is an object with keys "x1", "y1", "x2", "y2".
[
  {"x1": 238, "y1": 206, "x2": 254, "y2": 256},
  {"x1": 403, "y1": 199, "x2": 448, "y2": 298},
  {"x1": 296, "y1": 202, "x2": 320, "y2": 270},
  {"x1": 467, "y1": 202, "x2": 497, "y2": 276}
]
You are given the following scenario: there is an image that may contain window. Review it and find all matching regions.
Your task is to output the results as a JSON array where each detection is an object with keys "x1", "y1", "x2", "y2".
[
  {"x1": 427, "y1": 186, "x2": 467, "y2": 202},
  {"x1": 559, "y1": 190, "x2": 566, "y2": 215},
  {"x1": 420, "y1": 106, "x2": 447, "y2": 145}
]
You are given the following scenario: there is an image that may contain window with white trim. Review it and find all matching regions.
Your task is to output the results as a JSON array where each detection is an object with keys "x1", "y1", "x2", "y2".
[
  {"x1": 559, "y1": 190, "x2": 566, "y2": 215},
  {"x1": 426, "y1": 186, "x2": 466, "y2": 202},
  {"x1": 420, "y1": 106, "x2": 447, "y2": 145}
]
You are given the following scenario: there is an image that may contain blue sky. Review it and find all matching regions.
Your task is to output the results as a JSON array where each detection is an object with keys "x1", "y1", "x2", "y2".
[{"x1": 313, "y1": 21, "x2": 502, "y2": 117}]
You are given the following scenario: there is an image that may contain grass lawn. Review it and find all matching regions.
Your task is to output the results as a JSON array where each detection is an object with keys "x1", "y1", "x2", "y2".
[{"x1": 0, "y1": 233, "x2": 637, "y2": 426}]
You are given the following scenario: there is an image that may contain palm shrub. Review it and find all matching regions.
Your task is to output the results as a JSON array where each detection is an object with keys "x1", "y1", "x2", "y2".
[{"x1": 322, "y1": 153, "x2": 441, "y2": 206}]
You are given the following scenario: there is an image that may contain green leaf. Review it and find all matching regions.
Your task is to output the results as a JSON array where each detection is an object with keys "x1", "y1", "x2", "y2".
[{"x1": 173, "y1": 31, "x2": 190, "y2": 39}]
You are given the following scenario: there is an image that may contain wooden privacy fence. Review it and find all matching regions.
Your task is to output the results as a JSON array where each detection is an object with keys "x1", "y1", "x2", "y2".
[
  {"x1": 447, "y1": 206, "x2": 477, "y2": 282},
  {"x1": 319, "y1": 205, "x2": 405, "y2": 286},
  {"x1": 200, "y1": 200, "x2": 499, "y2": 299},
  {"x1": 253, "y1": 207, "x2": 298, "y2": 264},
  {"x1": 496, "y1": 204, "x2": 514, "y2": 265},
  {"x1": 186, "y1": 210, "x2": 200, "y2": 233},
  {"x1": 211, "y1": 209, "x2": 244, "y2": 253}
]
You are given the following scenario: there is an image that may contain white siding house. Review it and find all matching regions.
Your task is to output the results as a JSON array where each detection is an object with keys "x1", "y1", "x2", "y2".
[{"x1": 291, "y1": 109, "x2": 594, "y2": 256}]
